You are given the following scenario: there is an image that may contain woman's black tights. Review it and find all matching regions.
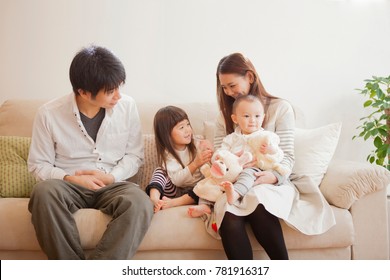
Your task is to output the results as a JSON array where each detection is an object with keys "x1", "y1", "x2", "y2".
[{"x1": 219, "y1": 204, "x2": 289, "y2": 260}]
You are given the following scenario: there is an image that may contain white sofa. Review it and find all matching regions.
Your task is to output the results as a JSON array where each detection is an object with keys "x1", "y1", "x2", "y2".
[{"x1": 0, "y1": 98, "x2": 389, "y2": 260}]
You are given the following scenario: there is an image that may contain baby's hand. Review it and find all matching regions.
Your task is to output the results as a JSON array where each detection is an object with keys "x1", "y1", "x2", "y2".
[
  {"x1": 220, "y1": 181, "x2": 233, "y2": 189},
  {"x1": 259, "y1": 143, "x2": 268, "y2": 154}
]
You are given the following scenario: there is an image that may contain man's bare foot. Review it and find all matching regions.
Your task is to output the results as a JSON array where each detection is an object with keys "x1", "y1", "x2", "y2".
[
  {"x1": 220, "y1": 181, "x2": 240, "y2": 205},
  {"x1": 188, "y1": 204, "x2": 211, "y2": 218}
]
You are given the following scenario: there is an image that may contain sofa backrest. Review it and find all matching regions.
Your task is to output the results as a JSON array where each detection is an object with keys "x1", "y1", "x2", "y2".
[
  {"x1": 0, "y1": 98, "x2": 220, "y2": 190},
  {"x1": 136, "y1": 102, "x2": 219, "y2": 135},
  {"x1": 0, "y1": 98, "x2": 307, "y2": 191},
  {"x1": 0, "y1": 99, "x2": 219, "y2": 137},
  {"x1": 0, "y1": 99, "x2": 47, "y2": 137}
]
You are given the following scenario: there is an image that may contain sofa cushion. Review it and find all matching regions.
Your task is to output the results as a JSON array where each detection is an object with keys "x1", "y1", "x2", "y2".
[
  {"x1": 0, "y1": 198, "x2": 354, "y2": 252},
  {"x1": 293, "y1": 122, "x2": 342, "y2": 186},
  {"x1": 0, "y1": 136, "x2": 36, "y2": 198}
]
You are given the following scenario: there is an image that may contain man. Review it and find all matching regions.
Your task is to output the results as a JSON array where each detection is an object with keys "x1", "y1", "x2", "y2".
[{"x1": 28, "y1": 45, "x2": 153, "y2": 259}]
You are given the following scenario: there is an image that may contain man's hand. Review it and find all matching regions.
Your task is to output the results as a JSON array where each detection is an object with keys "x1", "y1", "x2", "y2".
[
  {"x1": 64, "y1": 170, "x2": 115, "y2": 191},
  {"x1": 64, "y1": 174, "x2": 106, "y2": 191},
  {"x1": 75, "y1": 170, "x2": 115, "y2": 185}
]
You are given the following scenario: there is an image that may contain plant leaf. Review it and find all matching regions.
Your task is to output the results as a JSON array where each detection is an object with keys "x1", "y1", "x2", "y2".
[
  {"x1": 363, "y1": 100, "x2": 372, "y2": 107},
  {"x1": 374, "y1": 136, "x2": 383, "y2": 148}
]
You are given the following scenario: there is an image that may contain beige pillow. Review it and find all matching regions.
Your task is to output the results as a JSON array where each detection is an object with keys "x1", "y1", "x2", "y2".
[
  {"x1": 0, "y1": 136, "x2": 37, "y2": 197},
  {"x1": 293, "y1": 123, "x2": 342, "y2": 186},
  {"x1": 203, "y1": 121, "x2": 342, "y2": 187}
]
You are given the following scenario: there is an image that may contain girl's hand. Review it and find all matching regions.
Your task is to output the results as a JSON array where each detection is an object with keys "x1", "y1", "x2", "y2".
[
  {"x1": 199, "y1": 139, "x2": 213, "y2": 152},
  {"x1": 253, "y1": 170, "x2": 277, "y2": 185},
  {"x1": 191, "y1": 139, "x2": 213, "y2": 169},
  {"x1": 194, "y1": 148, "x2": 213, "y2": 167},
  {"x1": 188, "y1": 148, "x2": 213, "y2": 175}
]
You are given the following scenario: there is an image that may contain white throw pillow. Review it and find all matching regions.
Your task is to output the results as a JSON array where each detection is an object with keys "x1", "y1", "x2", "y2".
[{"x1": 293, "y1": 123, "x2": 342, "y2": 186}]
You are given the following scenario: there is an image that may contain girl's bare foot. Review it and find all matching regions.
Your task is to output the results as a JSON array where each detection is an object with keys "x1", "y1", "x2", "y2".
[
  {"x1": 220, "y1": 181, "x2": 240, "y2": 205},
  {"x1": 161, "y1": 196, "x2": 182, "y2": 210},
  {"x1": 153, "y1": 200, "x2": 164, "y2": 213},
  {"x1": 188, "y1": 204, "x2": 211, "y2": 218},
  {"x1": 149, "y1": 189, "x2": 164, "y2": 213}
]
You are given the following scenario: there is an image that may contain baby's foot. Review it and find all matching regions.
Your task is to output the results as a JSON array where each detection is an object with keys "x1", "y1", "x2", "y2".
[
  {"x1": 187, "y1": 204, "x2": 211, "y2": 218},
  {"x1": 221, "y1": 181, "x2": 240, "y2": 205}
]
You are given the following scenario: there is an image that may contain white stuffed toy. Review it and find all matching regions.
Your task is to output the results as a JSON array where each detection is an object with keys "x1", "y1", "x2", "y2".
[
  {"x1": 247, "y1": 130, "x2": 289, "y2": 176},
  {"x1": 193, "y1": 150, "x2": 252, "y2": 202}
]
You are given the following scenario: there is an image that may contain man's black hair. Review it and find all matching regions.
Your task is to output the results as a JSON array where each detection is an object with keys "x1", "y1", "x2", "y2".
[{"x1": 69, "y1": 45, "x2": 126, "y2": 97}]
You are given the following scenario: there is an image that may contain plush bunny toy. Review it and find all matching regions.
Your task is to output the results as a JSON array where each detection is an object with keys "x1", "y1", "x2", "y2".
[
  {"x1": 193, "y1": 150, "x2": 252, "y2": 202},
  {"x1": 246, "y1": 130, "x2": 289, "y2": 176}
]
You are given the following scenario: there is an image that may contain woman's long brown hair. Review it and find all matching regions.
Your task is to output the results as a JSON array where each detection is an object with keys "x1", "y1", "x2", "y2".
[{"x1": 216, "y1": 53, "x2": 278, "y2": 134}]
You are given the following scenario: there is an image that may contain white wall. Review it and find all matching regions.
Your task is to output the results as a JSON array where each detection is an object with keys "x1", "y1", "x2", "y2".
[{"x1": 1, "y1": 0, "x2": 390, "y2": 163}]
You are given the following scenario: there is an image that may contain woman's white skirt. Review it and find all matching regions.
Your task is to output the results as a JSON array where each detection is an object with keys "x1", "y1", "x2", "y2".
[{"x1": 205, "y1": 175, "x2": 336, "y2": 239}]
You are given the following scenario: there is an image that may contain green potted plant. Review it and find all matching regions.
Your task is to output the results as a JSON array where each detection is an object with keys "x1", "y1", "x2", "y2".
[{"x1": 353, "y1": 75, "x2": 390, "y2": 170}]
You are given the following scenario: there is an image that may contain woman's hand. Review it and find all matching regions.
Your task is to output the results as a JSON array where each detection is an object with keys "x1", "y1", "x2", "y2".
[{"x1": 253, "y1": 170, "x2": 277, "y2": 185}]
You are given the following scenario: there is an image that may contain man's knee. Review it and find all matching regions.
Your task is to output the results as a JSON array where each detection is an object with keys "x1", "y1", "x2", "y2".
[
  {"x1": 130, "y1": 186, "x2": 153, "y2": 214},
  {"x1": 117, "y1": 184, "x2": 153, "y2": 215},
  {"x1": 28, "y1": 179, "x2": 63, "y2": 213},
  {"x1": 30, "y1": 179, "x2": 63, "y2": 200}
]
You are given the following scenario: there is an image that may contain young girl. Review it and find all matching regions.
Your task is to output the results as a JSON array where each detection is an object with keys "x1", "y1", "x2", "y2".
[{"x1": 145, "y1": 105, "x2": 213, "y2": 213}]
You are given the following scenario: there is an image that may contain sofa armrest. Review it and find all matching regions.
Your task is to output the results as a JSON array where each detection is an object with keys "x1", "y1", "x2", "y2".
[
  {"x1": 349, "y1": 187, "x2": 389, "y2": 259},
  {"x1": 320, "y1": 159, "x2": 390, "y2": 209}
]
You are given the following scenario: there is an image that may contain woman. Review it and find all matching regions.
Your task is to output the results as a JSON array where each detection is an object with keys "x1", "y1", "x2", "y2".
[{"x1": 212, "y1": 53, "x2": 335, "y2": 260}]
